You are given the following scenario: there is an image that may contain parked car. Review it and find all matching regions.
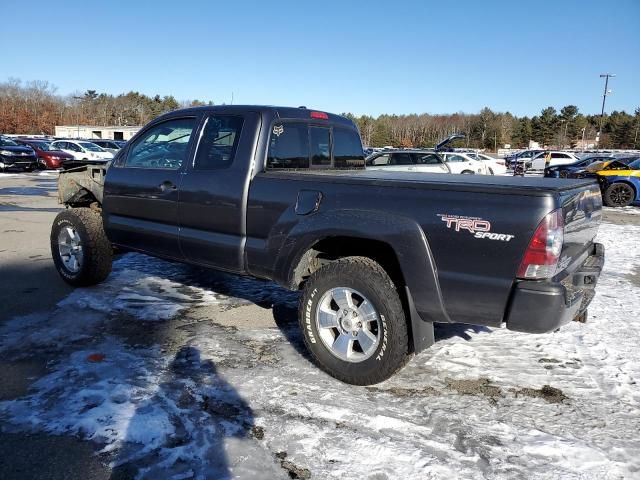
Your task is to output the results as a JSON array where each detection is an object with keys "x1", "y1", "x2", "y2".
[
  {"x1": 567, "y1": 156, "x2": 640, "y2": 179},
  {"x1": 544, "y1": 155, "x2": 614, "y2": 178},
  {"x1": 439, "y1": 152, "x2": 490, "y2": 174},
  {"x1": 50, "y1": 140, "x2": 114, "y2": 161},
  {"x1": 50, "y1": 105, "x2": 605, "y2": 385},
  {"x1": 506, "y1": 149, "x2": 544, "y2": 168},
  {"x1": 465, "y1": 152, "x2": 507, "y2": 175},
  {"x1": 530, "y1": 151, "x2": 580, "y2": 171},
  {"x1": 13, "y1": 138, "x2": 74, "y2": 169},
  {"x1": 0, "y1": 136, "x2": 39, "y2": 172},
  {"x1": 595, "y1": 158, "x2": 640, "y2": 207},
  {"x1": 89, "y1": 139, "x2": 126, "y2": 154},
  {"x1": 366, "y1": 150, "x2": 450, "y2": 174}
]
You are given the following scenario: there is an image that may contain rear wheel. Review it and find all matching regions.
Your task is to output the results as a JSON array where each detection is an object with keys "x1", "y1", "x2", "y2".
[
  {"x1": 299, "y1": 256, "x2": 410, "y2": 385},
  {"x1": 559, "y1": 170, "x2": 569, "y2": 178},
  {"x1": 603, "y1": 183, "x2": 635, "y2": 207},
  {"x1": 461, "y1": 170, "x2": 474, "y2": 174},
  {"x1": 51, "y1": 208, "x2": 113, "y2": 286}
]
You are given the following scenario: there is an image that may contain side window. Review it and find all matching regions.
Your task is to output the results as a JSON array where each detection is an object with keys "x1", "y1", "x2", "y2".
[
  {"x1": 267, "y1": 123, "x2": 310, "y2": 169},
  {"x1": 69, "y1": 143, "x2": 82, "y2": 152},
  {"x1": 552, "y1": 153, "x2": 570, "y2": 159},
  {"x1": 370, "y1": 154, "x2": 390, "y2": 166},
  {"x1": 447, "y1": 154, "x2": 465, "y2": 162},
  {"x1": 194, "y1": 115, "x2": 244, "y2": 170},
  {"x1": 125, "y1": 117, "x2": 196, "y2": 169},
  {"x1": 333, "y1": 128, "x2": 365, "y2": 168},
  {"x1": 414, "y1": 153, "x2": 442, "y2": 165},
  {"x1": 391, "y1": 153, "x2": 414, "y2": 165}
]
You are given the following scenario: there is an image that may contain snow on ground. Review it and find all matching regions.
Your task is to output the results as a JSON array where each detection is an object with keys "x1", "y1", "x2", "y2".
[
  {"x1": 604, "y1": 206, "x2": 640, "y2": 215},
  {"x1": 0, "y1": 171, "x2": 59, "y2": 179},
  {"x1": 1, "y1": 222, "x2": 639, "y2": 479}
]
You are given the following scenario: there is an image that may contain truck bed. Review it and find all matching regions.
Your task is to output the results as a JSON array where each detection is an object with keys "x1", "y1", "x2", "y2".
[{"x1": 264, "y1": 169, "x2": 600, "y2": 196}]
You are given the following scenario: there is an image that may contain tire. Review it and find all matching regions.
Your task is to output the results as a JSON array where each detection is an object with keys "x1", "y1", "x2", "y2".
[
  {"x1": 299, "y1": 256, "x2": 410, "y2": 385},
  {"x1": 50, "y1": 208, "x2": 113, "y2": 286},
  {"x1": 559, "y1": 171, "x2": 568, "y2": 178},
  {"x1": 603, "y1": 183, "x2": 635, "y2": 208},
  {"x1": 461, "y1": 170, "x2": 474, "y2": 174}
]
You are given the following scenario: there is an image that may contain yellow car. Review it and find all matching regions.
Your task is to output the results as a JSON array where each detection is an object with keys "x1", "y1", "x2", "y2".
[{"x1": 592, "y1": 158, "x2": 640, "y2": 207}]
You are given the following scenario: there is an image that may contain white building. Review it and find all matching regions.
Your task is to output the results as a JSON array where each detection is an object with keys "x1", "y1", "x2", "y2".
[{"x1": 54, "y1": 125, "x2": 141, "y2": 140}]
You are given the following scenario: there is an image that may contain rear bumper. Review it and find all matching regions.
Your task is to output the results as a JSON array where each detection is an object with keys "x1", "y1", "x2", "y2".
[{"x1": 505, "y1": 242, "x2": 605, "y2": 333}]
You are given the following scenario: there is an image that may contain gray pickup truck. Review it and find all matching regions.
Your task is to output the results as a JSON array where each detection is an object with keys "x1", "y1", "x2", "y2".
[{"x1": 52, "y1": 105, "x2": 605, "y2": 385}]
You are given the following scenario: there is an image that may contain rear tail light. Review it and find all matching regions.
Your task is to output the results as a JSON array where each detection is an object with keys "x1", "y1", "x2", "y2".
[
  {"x1": 517, "y1": 209, "x2": 564, "y2": 279},
  {"x1": 310, "y1": 111, "x2": 329, "y2": 120}
]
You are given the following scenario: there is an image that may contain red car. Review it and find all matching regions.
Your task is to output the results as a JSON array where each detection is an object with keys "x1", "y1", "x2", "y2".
[{"x1": 13, "y1": 138, "x2": 74, "y2": 169}]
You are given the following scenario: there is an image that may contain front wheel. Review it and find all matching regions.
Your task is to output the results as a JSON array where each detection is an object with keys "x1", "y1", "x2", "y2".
[
  {"x1": 51, "y1": 208, "x2": 113, "y2": 286},
  {"x1": 603, "y1": 183, "x2": 635, "y2": 207},
  {"x1": 461, "y1": 170, "x2": 475, "y2": 174},
  {"x1": 299, "y1": 256, "x2": 410, "y2": 385}
]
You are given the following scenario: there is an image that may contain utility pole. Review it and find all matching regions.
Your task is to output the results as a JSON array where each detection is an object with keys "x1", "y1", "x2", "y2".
[
  {"x1": 596, "y1": 73, "x2": 615, "y2": 149},
  {"x1": 72, "y1": 95, "x2": 83, "y2": 139}
]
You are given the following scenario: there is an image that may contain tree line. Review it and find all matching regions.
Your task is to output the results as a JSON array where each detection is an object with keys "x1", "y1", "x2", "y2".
[
  {"x1": 0, "y1": 78, "x2": 212, "y2": 136},
  {"x1": 345, "y1": 105, "x2": 640, "y2": 150},
  {"x1": 1, "y1": 78, "x2": 639, "y2": 150}
]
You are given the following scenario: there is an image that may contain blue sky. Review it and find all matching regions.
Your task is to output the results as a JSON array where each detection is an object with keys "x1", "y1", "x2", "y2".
[{"x1": 3, "y1": 0, "x2": 639, "y2": 117}]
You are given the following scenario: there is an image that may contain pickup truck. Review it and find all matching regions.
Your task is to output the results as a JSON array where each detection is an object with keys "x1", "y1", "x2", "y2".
[{"x1": 51, "y1": 105, "x2": 605, "y2": 385}]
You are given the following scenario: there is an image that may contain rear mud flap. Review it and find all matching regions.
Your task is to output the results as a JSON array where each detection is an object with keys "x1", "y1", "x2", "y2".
[{"x1": 405, "y1": 287, "x2": 435, "y2": 353}]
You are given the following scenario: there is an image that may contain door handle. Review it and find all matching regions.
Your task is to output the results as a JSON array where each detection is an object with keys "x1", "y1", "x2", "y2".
[{"x1": 159, "y1": 181, "x2": 177, "y2": 192}]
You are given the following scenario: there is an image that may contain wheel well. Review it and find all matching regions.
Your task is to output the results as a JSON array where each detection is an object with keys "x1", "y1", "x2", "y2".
[
  {"x1": 64, "y1": 188, "x2": 101, "y2": 209},
  {"x1": 291, "y1": 236, "x2": 405, "y2": 291}
]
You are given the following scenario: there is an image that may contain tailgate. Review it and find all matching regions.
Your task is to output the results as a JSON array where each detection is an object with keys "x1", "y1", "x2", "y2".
[{"x1": 556, "y1": 182, "x2": 602, "y2": 278}]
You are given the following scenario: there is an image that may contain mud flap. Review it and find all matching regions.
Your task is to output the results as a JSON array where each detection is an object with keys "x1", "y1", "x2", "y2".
[{"x1": 405, "y1": 287, "x2": 435, "y2": 353}]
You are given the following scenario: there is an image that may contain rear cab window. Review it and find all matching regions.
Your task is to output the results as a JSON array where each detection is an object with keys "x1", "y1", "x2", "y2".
[{"x1": 267, "y1": 122, "x2": 364, "y2": 170}]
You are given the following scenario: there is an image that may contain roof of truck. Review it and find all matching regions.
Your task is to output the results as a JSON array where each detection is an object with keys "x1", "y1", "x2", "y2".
[{"x1": 154, "y1": 105, "x2": 357, "y2": 128}]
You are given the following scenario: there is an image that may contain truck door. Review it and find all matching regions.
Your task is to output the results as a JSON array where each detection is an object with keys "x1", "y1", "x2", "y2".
[
  {"x1": 102, "y1": 116, "x2": 199, "y2": 259},
  {"x1": 178, "y1": 112, "x2": 260, "y2": 272}
]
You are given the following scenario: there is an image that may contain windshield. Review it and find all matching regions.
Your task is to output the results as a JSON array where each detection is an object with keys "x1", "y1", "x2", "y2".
[
  {"x1": 628, "y1": 159, "x2": 640, "y2": 170},
  {"x1": 78, "y1": 142, "x2": 105, "y2": 152},
  {"x1": 0, "y1": 138, "x2": 19, "y2": 146},
  {"x1": 32, "y1": 141, "x2": 54, "y2": 151}
]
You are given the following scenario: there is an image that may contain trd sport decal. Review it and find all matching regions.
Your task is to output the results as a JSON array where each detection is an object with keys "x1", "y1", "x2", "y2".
[{"x1": 438, "y1": 214, "x2": 515, "y2": 242}]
